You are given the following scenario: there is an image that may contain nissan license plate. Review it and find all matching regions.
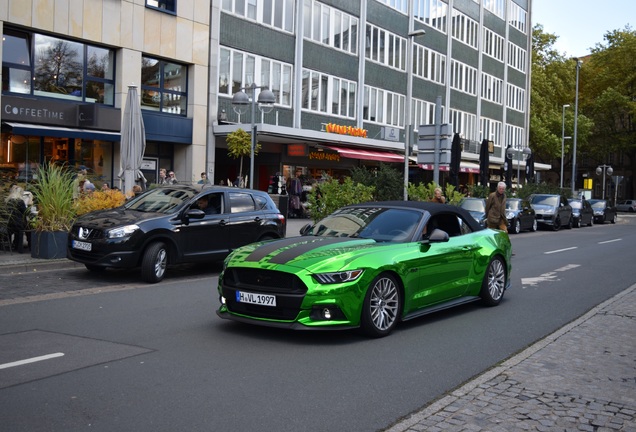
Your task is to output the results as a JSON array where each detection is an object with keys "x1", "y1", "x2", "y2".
[
  {"x1": 236, "y1": 290, "x2": 276, "y2": 307},
  {"x1": 72, "y1": 240, "x2": 92, "y2": 252}
]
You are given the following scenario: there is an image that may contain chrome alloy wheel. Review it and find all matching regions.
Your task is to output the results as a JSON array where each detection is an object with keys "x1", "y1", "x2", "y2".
[
  {"x1": 369, "y1": 276, "x2": 400, "y2": 331},
  {"x1": 486, "y1": 258, "x2": 506, "y2": 303}
]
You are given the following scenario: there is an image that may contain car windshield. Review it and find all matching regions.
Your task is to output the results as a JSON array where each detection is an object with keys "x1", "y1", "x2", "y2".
[
  {"x1": 570, "y1": 201, "x2": 582, "y2": 209},
  {"x1": 531, "y1": 195, "x2": 558, "y2": 206},
  {"x1": 505, "y1": 200, "x2": 520, "y2": 210},
  {"x1": 589, "y1": 200, "x2": 606, "y2": 209},
  {"x1": 124, "y1": 187, "x2": 198, "y2": 214},
  {"x1": 307, "y1": 207, "x2": 422, "y2": 242},
  {"x1": 460, "y1": 199, "x2": 485, "y2": 212}
]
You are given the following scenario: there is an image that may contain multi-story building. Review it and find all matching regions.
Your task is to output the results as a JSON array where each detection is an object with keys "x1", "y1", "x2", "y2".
[{"x1": 1, "y1": 0, "x2": 535, "y2": 193}]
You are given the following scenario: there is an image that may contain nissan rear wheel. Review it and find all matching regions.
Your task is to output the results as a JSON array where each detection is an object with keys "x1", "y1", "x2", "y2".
[
  {"x1": 141, "y1": 242, "x2": 168, "y2": 283},
  {"x1": 361, "y1": 273, "x2": 402, "y2": 338},
  {"x1": 480, "y1": 256, "x2": 506, "y2": 306}
]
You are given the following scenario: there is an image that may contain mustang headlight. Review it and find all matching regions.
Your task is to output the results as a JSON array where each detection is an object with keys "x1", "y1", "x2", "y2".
[
  {"x1": 107, "y1": 224, "x2": 140, "y2": 239},
  {"x1": 312, "y1": 269, "x2": 363, "y2": 284}
]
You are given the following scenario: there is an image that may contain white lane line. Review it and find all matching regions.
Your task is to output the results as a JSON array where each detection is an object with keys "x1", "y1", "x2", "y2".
[
  {"x1": 521, "y1": 264, "x2": 580, "y2": 287},
  {"x1": 0, "y1": 352, "x2": 65, "y2": 370},
  {"x1": 544, "y1": 246, "x2": 577, "y2": 254},
  {"x1": 598, "y1": 238, "x2": 622, "y2": 244}
]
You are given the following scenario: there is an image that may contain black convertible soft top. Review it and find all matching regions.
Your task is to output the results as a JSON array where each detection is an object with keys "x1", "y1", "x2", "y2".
[{"x1": 345, "y1": 200, "x2": 485, "y2": 233}]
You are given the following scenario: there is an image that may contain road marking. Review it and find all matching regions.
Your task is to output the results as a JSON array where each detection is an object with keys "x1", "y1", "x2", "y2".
[
  {"x1": 544, "y1": 246, "x2": 577, "y2": 254},
  {"x1": 521, "y1": 264, "x2": 580, "y2": 287},
  {"x1": 598, "y1": 238, "x2": 622, "y2": 244},
  {"x1": 0, "y1": 352, "x2": 65, "y2": 370}
]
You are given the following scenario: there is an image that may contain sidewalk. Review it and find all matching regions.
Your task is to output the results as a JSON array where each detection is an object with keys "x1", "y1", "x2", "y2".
[{"x1": 1, "y1": 219, "x2": 635, "y2": 431}]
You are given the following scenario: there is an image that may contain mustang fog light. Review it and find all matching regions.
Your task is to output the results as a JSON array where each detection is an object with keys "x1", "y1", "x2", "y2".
[{"x1": 310, "y1": 305, "x2": 346, "y2": 321}]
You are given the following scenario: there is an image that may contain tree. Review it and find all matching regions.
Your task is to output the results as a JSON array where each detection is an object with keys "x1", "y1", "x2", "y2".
[
  {"x1": 529, "y1": 25, "x2": 593, "y2": 177},
  {"x1": 226, "y1": 128, "x2": 261, "y2": 186},
  {"x1": 581, "y1": 26, "x2": 636, "y2": 196}
]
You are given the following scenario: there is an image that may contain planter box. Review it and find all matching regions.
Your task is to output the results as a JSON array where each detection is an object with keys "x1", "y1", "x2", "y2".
[{"x1": 31, "y1": 231, "x2": 68, "y2": 259}]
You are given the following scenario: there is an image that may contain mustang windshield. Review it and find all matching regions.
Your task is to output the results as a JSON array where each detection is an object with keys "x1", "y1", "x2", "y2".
[
  {"x1": 309, "y1": 207, "x2": 422, "y2": 242},
  {"x1": 124, "y1": 187, "x2": 197, "y2": 214}
]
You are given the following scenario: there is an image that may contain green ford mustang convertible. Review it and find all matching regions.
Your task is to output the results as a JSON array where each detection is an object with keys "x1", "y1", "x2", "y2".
[{"x1": 217, "y1": 201, "x2": 512, "y2": 337}]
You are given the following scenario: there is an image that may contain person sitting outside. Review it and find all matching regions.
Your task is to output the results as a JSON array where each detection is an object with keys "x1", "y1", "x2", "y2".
[
  {"x1": 430, "y1": 187, "x2": 446, "y2": 204},
  {"x1": 5, "y1": 185, "x2": 28, "y2": 252}
]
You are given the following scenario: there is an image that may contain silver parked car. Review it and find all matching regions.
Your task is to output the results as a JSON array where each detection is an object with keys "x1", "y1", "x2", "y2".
[
  {"x1": 616, "y1": 199, "x2": 636, "y2": 212},
  {"x1": 529, "y1": 194, "x2": 573, "y2": 231}
]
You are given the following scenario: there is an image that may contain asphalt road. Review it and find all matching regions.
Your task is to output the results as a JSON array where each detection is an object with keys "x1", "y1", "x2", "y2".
[{"x1": 1, "y1": 216, "x2": 634, "y2": 431}]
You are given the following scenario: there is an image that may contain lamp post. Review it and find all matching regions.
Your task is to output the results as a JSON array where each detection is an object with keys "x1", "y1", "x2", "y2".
[
  {"x1": 507, "y1": 146, "x2": 532, "y2": 190},
  {"x1": 232, "y1": 83, "x2": 276, "y2": 189},
  {"x1": 595, "y1": 164, "x2": 613, "y2": 200},
  {"x1": 560, "y1": 104, "x2": 571, "y2": 189},
  {"x1": 403, "y1": 22, "x2": 426, "y2": 200},
  {"x1": 571, "y1": 59, "x2": 582, "y2": 195}
]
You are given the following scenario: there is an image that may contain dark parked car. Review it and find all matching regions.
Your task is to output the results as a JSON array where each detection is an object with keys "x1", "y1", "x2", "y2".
[
  {"x1": 459, "y1": 197, "x2": 487, "y2": 227},
  {"x1": 505, "y1": 198, "x2": 537, "y2": 234},
  {"x1": 68, "y1": 185, "x2": 286, "y2": 283},
  {"x1": 569, "y1": 198, "x2": 594, "y2": 228},
  {"x1": 588, "y1": 199, "x2": 617, "y2": 224},
  {"x1": 529, "y1": 194, "x2": 572, "y2": 231}
]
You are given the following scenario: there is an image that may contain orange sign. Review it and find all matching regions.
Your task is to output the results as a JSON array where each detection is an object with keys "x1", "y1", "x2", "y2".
[
  {"x1": 287, "y1": 144, "x2": 308, "y2": 157},
  {"x1": 325, "y1": 123, "x2": 367, "y2": 138}
]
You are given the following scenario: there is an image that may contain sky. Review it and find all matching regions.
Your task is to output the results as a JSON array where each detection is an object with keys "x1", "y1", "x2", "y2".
[{"x1": 532, "y1": 0, "x2": 635, "y2": 57}]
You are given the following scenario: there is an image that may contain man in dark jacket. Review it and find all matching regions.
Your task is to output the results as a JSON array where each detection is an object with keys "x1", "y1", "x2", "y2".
[{"x1": 485, "y1": 181, "x2": 507, "y2": 231}]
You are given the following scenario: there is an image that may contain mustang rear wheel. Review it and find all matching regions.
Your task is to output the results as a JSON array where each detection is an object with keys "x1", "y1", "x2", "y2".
[
  {"x1": 480, "y1": 257, "x2": 506, "y2": 306},
  {"x1": 361, "y1": 273, "x2": 402, "y2": 337},
  {"x1": 141, "y1": 242, "x2": 168, "y2": 283}
]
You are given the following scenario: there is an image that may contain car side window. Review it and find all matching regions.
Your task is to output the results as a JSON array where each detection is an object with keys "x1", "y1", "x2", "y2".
[
  {"x1": 426, "y1": 213, "x2": 462, "y2": 238},
  {"x1": 253, "y1": 194, "x2": 269, "y2": 210},
  {"x1": 229, "y1": 192, "x2": 256, "y2": 213}
]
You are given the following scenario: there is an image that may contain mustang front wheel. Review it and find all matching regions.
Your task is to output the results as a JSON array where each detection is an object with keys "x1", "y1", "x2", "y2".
[
  {"x1": 480, "y1": 257, "x2": 506, "y2": 306},
  {"x1": 361, "y1": 273, "x2": 402, "y2": 337}
]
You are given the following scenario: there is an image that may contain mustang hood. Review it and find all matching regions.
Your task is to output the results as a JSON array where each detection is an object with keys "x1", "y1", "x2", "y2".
[
  {"x1": 229, "y1": 236, "x2": 382, "y2": 271},
  {"x1": 74, "y1": 208, "x2": 166, "y2": 229}
]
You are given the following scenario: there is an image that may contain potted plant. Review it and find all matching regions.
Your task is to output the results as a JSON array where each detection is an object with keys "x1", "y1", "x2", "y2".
[{"x1": 30, "y1": 163, "x2": 76, "y2": 259}]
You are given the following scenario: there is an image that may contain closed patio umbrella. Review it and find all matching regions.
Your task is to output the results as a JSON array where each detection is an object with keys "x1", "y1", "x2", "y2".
[
  {"x1": 449, "y1": 133, "x2": 461, "y2": 188},
  {"x1": 479, "y1": 139, "x2": 490, "y2": 187},
  {"x1": 118, "y1": 85, "x2": 147, "y2": 194}
]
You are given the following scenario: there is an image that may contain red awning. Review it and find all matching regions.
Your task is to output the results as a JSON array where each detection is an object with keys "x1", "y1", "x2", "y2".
[{"x1": 324, "y1": 145, "x2": 405, "y2": 163}]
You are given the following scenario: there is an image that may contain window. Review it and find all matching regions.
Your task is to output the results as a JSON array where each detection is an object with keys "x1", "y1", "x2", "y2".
[
  {"x1": 483, "y1": 28, "x2": 505, "y2": 62},
  {"x1": 363, "y1": 85, "x2": 404, "y2": 127},
  {"x1": 145, "y1": 0, "x2": 176, "y2": 14},
  {"x1": 2, "y1": 29, "x2": 115, "y2": 105},
  {"x1": 481, "y1": 73, "x2": 503, "y2": 104},
  {"x1": 506, "y1": 83, "x2": 525, "y2": 111},
  {"x1": 413, "y1": 45, "x2": 446, "y2": 85},
  {"x1": 219, "y1": 47, "x2": 293, "y2": 107},
  {"x1": 483, "y1": 0, "x2": 504, "y2": 19},
  {"x1": 505, "y1": 124, "x2": 525, "y2": 150},
  {"x1": 449, "y1": 109, "x2": 477, "y2": 142},
  {"x1": 141, "y1": 56, "x2": 187, "y2": 116},
  {"x1": 302, "y1": 69, "x2": 356, "y2": 118},
  {"x1": 303, "y1": 0, "x2": 358, "y2": 55},
  {"x1": 365, "y1": 24, "x2": 407, "y2": 71},
  {"x1": 414, "y1": 0, "x2": 448, "y2": 34},
  {"x1": 508, "y1": 1, "x2": 527, "y2": 33},
  {"x1": 223, "y1": 0, "x2": 294, "y2": 33},
  {"x1": 451, "y1": 9, "x2": 478, "y2": 49},
  {"x1": 480, "y1": 117, "x2": 502, "y2": 144},
  {"x1": 450, "y1": 60, "x2": 477, "y2": 95},
  {"x1": 376, "y1": 0, "x2": 408, "y2": 14},
  {"x1": 413, "y1": 98, "x2": 437, "y2": 127},
  {"x1": 508, "y1": 42, "x2": 527, "y2": 73}
]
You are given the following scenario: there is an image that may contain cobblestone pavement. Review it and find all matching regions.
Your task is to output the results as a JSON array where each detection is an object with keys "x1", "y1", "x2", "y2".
[{"x1": 385, "y1": 285, "x2": 636, "y2": 432}]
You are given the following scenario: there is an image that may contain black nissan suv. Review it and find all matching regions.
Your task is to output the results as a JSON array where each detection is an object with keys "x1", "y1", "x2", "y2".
[{"x1": 68, "y1": 185, "x2": 286, "y2": 283}]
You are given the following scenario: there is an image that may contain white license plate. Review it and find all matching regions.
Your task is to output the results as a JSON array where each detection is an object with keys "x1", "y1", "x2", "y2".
[
  {"x1": 72, "y1": 240, "x2": 92, "y2": 252},
  {"x1": 236, "y1": 291, "x2": 276, "y2": 307}
]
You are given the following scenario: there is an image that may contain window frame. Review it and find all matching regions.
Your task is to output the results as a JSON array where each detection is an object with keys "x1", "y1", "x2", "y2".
[{"x1": 140, "y1": 56, "x2": 188, "y2": 116}]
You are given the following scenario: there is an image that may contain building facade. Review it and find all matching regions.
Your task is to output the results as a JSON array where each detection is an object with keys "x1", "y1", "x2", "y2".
[{"x1": 1, "y1": 0, "x2": 534, "y2": 193}]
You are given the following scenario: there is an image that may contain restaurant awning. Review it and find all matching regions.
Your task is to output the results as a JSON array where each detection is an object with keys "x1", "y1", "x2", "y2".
[
  {"x1": 4, "y1": 122, "x2": 121, "y2": 141},
  {"x1": 324, "y1": 145, "x2": 405, "y2": 163}
]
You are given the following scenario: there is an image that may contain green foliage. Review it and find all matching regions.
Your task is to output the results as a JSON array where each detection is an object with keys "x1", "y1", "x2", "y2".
[
  {"x1": 226, "y1": 128, "x2": 261, "y2": 182},
  {"x1": 443, "y1": 183, "x2": 465, "y2": 205},
  {"x1": 406, "y1": 182, "x2": 465, "y2": 205},
  {"x1": 31, "y1": 163, "x2": 76, "y2": 232},
  {"x1": 467, "y1": 184, "x2": 490, "y2": 199},
  {"x1": 515, "y1": 182, "x2": 566, "y2": 200},
  {"x1": 306, "y1": 176, "x2": 375, "y2": 221},
  {"x1": 350, "y1": 164, "x2": 403, "y2": 201}
]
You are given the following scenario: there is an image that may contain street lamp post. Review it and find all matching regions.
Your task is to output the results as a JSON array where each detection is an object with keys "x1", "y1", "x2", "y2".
[
  {"x1": 232, "y1": 83, "x2": 276, "y2": 189},
  {"x1": 403, "y1": 5, "x2": 426, "y2": 201},
  {"x1": 507, "y1": 146, "x2": 532, "y2": 190},
  {"x1": 571, "y1": 59, "x2": 582, "y2": 195},
  {"x1": 595, "y1": 164, "x2": 613, "y2": 200},
  {"x1": 561, "y1": 104, "x2": 571, "y2": 189}
]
